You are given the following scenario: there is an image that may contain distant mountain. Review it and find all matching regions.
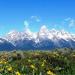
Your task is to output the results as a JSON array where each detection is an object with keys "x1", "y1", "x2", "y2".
[
  {"x1": 0, "y1": 38, "x2": 15, "y2": 50},
  {"x1": 0, "y1": 25, "x2": 75, "y2": 50}
]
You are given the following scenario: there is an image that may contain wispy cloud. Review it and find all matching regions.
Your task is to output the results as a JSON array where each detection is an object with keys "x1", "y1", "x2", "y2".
[
  {"x1": 31, "y1": 16, "x2": 40, "y2": 22},
  {"x1": 64, "y1": 17, "x2": 75, "y2": 27},
  {"x1": 64, "y1": 17, "x2": 71, "y2": 21},
  {"x1": 69, "y1": 19, "x2": 75, "y2": 27},
  {"x1": 24, "y1": 16, "x2": 41, "y2": 29},
  {"x1": 24, "y1": 20, "x2": 29, "y2": 28}
]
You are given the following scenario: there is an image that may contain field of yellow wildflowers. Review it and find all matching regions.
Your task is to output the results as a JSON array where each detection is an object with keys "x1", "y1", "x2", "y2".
[{"x1": 0, "y1": 48, "x2": 75, "y2": 75}]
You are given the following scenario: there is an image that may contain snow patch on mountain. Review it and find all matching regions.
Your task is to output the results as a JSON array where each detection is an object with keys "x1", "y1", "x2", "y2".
[{"x1": 0, "y1": 25, "x2": 75, "y2": 50}]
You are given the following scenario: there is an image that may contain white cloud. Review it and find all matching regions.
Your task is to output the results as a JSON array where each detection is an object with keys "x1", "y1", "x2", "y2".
[
  {"x1": 64, "y1": 18, "x2": 75, "y2": 27},
  {"x1": 69, "y1": 19, "x2": 75, "y2": 27},
  {"x1": 31, "y1": 16, "x2": 40, "y2": 22},
  {"x1": 24, "y1": 20, "x2": 29, "y2": 28},
  {"x1": 64, "y1": 17, "x2": 71, "y2": 21},
  {"x1": 24, "y1": 16, "x2": 40, "y2": 29}
]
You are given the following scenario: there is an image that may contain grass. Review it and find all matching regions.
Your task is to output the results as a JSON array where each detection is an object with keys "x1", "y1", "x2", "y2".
[{"x1": 0, "y1": 48, "x2": 75, "y2": 75}]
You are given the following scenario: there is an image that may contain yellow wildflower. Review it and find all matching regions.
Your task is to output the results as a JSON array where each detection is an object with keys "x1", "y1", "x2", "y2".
[
  {"x1": 15, "y1": 71, "x2": 21, "y2": 75},
  {"x1": 47, "y1": 70, "x2": 55, "y2": 75},
  {"x1": 0, "y1": 60, "x2": 7, "y2": 64},
  {"x1": 3, "y1": 61, "x2": 7, "y2": 64},
  {"x1": 28, "y1": 59, "x2": 31, "y2": 62},
  {"x1": 0, "y1": 61, "x2": 3, "y2": 64},
  {"x1": 43, "y1": 60, "x2": 46, "y2": 62},
  {"x1": 7, "y1": 66, "x2": 13, "y2": 72},
  {"x1": 30, "y1": 64, "x2": 35, "y2": 69},
  {"x1": 41, "y1": 62, "x2": 45, "y2": 67}
]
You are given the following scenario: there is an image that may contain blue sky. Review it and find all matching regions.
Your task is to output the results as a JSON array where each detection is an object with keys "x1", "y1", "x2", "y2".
[{"x1": 0, "y1": 0, "x2": 75, "y2": 36}]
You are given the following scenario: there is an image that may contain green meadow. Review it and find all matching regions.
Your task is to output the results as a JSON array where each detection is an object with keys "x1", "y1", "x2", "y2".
[{"x1": 0, "y1": 48, "x2": 75, "y2": 75}]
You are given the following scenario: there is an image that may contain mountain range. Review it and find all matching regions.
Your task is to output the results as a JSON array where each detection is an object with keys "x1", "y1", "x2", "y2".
[{"x1": 0, "y1": 25, "x2": 75, "y2": 50}]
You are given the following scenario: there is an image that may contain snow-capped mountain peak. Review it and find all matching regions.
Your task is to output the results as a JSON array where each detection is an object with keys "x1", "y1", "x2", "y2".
[
  {"x1": 6, "y1": 30, "x2": 21, "y2": 40},
  {"x1": 0, "y1": 26, "x2": 75, "y2": 50},
  {"x1": 5, "y1": 26, "x2": 75, "y2": 42},
  {"x1": 24, "y1": 28, "x2": 32, "y2": 35},
  {"x1": 40, "y1": 25, "x2": 49, "y2": 34}
]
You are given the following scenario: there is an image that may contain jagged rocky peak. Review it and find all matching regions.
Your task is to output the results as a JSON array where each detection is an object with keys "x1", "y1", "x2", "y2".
[{"x1": 0, "y1": 25, "x2": 75, "y2": 50}]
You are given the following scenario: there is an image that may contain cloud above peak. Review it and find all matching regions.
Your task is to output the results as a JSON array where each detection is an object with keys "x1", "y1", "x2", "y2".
[
  {"x1": 24, "y1": 20, "x2": 29, "y2": 28},
  {"x1": 22, "y1": 17, "x2": 75, "y2": 35},
  {"x1": 24, "y1": 16, "x2": 41, "y2": 30},
  {"x1": 31, "y1": 16, "x2": 40, "y2": 22}
]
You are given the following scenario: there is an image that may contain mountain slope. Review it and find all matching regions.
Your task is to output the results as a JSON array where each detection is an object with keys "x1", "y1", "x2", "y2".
[
  {"x1": 0, "y1": 26, "x2": 75, "y2": 50},
  {"x1": 0, "y1": 38, "x2": 15, "y2": 50}
]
